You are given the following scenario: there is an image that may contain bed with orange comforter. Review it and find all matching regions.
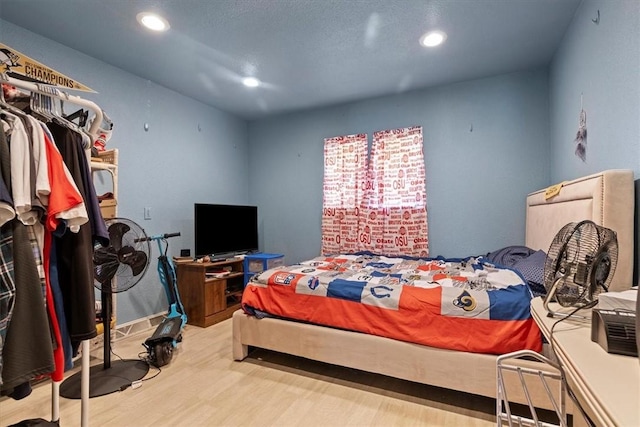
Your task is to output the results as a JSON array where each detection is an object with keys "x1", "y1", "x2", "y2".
[{"x1": 242, "y1": 253, "x2": 541, "y2": 355}]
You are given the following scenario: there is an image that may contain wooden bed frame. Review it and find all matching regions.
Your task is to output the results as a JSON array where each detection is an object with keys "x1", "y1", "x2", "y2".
[{"x1": 232, "y1": 169, "x2": 634, "y2": 408}]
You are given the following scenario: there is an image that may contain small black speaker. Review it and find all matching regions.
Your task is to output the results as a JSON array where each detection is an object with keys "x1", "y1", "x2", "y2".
[
  {"x1": 591, "y1": 308, "x2": 638, "y2": 357},
  {"x1": 180, "y1": 249, "x2": 190, "y2": 257}
]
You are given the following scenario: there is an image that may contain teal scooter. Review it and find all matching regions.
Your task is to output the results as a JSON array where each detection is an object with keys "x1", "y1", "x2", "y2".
[{"x1": 140, "y1": 232, "x2": 188, "y2": 367}]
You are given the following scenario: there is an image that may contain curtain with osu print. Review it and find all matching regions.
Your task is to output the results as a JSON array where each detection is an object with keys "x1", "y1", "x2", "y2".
[
  {"x1": 322, "y1": 126, "x2": 428, "y2": 257},
  {"x1": 321, "y1": 134, "x2": 368, "y2": 255}
]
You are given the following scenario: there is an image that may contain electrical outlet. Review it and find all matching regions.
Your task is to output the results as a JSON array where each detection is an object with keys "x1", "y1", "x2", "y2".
[{"x1": 144, "y1": 207, "x2": 151, "y2": 220}]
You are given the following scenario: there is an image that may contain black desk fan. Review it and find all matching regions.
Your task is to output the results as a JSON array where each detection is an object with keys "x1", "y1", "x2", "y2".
[
  {"x1": 61, "y1": 218, "x2": 151, "y2": 398},
  {"x1": 542, "y1": 220, "x2": 618, "y2": 318}
]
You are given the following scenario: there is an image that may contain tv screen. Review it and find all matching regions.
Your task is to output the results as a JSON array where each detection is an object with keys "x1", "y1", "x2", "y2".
[{"x1": 194, "y1": 203, "x2": 258, "y2": 258}]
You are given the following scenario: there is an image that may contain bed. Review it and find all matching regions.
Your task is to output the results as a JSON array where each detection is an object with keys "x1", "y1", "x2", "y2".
[{"x1": 232, "y1": 169, "x2": 634, "y2": 408}]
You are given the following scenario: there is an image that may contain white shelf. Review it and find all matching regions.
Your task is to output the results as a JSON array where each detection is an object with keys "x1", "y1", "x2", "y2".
[{"x1": 90, "y1": 149, "x2": 118, "y2": 202}]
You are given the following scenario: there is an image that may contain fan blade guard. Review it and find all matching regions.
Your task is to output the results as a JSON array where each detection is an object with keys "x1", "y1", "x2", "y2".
[
  {"x1": 544, "y1": 220, "x2": 618, "y2": 309},
  {"x1": 94, "y1": 218, "x2": 151, "y2": 293}
]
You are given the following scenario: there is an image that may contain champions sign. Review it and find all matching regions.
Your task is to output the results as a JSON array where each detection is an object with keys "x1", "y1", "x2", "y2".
[{"x1": 0, "y1": 43, "x2": 96, "y2": 93}]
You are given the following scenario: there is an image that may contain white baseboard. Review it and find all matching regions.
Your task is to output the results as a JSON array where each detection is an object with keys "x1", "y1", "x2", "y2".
[
  {"x1": 113, "y1": 312, "x2": 166, "y2": 341},
  {"x1": 88, "y1": 312, "x2": 166, "y2": 358}
]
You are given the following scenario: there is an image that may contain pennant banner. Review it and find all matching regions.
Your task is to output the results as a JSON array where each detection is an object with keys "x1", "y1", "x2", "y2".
[{"x1": 0, "y1": 42, "x2": 96, "y2": 93}]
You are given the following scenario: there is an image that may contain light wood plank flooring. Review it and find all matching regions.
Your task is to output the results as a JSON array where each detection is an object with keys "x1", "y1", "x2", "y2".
[{"x1": 1, "y1": 319, "x2": 497, "y2": 426}]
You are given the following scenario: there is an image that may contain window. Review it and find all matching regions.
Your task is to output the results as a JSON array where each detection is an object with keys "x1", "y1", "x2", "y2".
[{"x1": 322, "y1": 126, "x2": 428, "y2": 257}]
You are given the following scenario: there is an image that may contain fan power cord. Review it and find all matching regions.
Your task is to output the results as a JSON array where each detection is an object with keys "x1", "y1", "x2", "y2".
[
  {"x1": 548, "y1": 301, "x2": 598, "y2": 427},
  {"x1": 116, "y1": 353, "x2": 162, "y2": 392},
  {"x1": 549, "y1": 300, "x2": 597, "y2": 341},
  {"x1": 138, "y1": 350, "x2": 163, "y2": 381},
  {"x1": 110, "y1": 346, "x2": 124, "y2": 361}
]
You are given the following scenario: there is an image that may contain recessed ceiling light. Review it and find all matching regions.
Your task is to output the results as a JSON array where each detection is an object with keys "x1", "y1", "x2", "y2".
[
  {"x1": 420, "y1": 31, "x2": 447, "y2": 47},
  {"x1": 242, "y1": 77, "x2": 260, "y2": 88},
  {"x1": 137, "y1": 12, "x2": 170, "y2": 32}
]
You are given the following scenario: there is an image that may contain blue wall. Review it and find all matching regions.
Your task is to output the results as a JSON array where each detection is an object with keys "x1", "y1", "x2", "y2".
[
  {"x1": 1, "y1": 20, "x2": 250, "y2": 324},
  {"x1": 249, "y1": 69, "x2": 551, "y2": 261},
  {"x1": 549, "y1": 0, "x2": 640, "y2": 181}
]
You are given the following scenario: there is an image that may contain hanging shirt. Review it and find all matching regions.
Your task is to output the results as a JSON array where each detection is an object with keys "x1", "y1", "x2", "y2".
[
  {"x1": 0, "y1": 120, "x2": 54, "y2": 392},
  {"x1": 40, "y1": 124, "x2": 87, "y2": 232},
  {"x1": 26, "y1": 115, "x2": 50, "y2": 208},
  {"x1": 19, "y1": 114, "x2": 46, "y2": 223},
  {"x1": 2, "y1": 113, "x2": 37, "y2": 226},
  {"x1": 38, "y1": 123, "x2": 89, "y2": 372},
  {"x1": 47, "y1": 122, "x2": 97, "y2": 344},
  {"x1": 0, "y1": 173, "x2": 15, "y2": 226},
  {"x1": 0, "y1": 120, "x2": 16, "y2": 385}
]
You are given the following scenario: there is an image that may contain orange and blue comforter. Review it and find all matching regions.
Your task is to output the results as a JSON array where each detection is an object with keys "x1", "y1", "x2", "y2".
[{"x1": 242, "y1": 254, "x2": 542, "y2": 354}]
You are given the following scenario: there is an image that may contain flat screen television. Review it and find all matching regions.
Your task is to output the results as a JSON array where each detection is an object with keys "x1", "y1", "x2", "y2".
[{"x1": 194, "y1": 203, "x2": 258, "y2": 259}]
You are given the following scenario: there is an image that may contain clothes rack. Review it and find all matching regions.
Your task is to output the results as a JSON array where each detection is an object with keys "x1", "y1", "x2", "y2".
[{"x1": 1, "y1": 73, "x2": 103, "y2": 427}]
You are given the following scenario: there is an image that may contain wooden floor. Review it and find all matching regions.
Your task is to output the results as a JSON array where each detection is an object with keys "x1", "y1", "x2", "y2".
[{"x1": 1, "y1": 319, "x2": 497, "y2": 426}]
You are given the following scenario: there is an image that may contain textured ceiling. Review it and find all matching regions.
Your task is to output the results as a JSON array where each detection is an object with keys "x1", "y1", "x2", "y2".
[{"x1": 0, "y1": 0, "x2": 582, "y2": 120}]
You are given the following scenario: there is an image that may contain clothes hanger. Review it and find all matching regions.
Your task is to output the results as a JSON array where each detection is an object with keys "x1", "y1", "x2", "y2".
[
  {"x1": 29, "y1": 89, "x2": 53, "y2": 122},
  {"x1": 36, "y1": 85, "x2": 81, "y2": 130},
  {"x1": 64, "y1": 108, "x2": 89, "y2": 127}
]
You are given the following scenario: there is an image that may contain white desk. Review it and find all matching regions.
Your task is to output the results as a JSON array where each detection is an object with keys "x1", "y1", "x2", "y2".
[{"x1": 531, "y1": 297, "x2": 639, "y2": 427}]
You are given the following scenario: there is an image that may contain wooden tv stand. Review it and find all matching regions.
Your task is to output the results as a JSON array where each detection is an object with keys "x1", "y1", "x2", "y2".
[{"x1": 176, "y1": 258, "x2": 244, "y2": 327}]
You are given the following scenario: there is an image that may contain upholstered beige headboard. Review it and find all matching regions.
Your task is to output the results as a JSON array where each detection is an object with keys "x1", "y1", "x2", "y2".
[{"x1": 526, "y1": 169, "x2": 634, "y2": 293}]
